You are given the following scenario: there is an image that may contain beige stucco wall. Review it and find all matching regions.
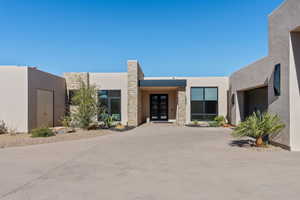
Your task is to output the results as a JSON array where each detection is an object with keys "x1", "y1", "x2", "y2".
[
  {"x1": 0, "y1": 66, "x2": 65, "y2": 133},
  {"x1": 0, "y1": 66, "x2": 28, "y2": 132},
  {"x1": 89, "y1": 73, "x2": 128, "y2": 125},
  {"x1": 28, "y1": 68, "x2": 66, "y2": 131},
  {"x1": 289, "y1": 32, "x2": 300, "y2": 151},
  {"x1": 186, "y1": 77, "x2": 229, "y2": 123}
]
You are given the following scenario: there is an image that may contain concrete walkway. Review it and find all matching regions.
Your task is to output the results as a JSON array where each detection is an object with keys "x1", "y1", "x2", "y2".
[{"x1": 0, "y1": 124, "x2": 299, "y2": 200}]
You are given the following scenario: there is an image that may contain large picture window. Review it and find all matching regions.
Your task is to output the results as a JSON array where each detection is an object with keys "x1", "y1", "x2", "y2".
[
  {"x1": 191, "y1": 87, "x2": 218, "y2": 121},
  {"x1": 98, "y1": 90, "x2": 121, "y2": 121}
]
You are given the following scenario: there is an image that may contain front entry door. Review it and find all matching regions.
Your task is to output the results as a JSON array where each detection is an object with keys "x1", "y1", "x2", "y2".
[{"x1": 150, "y1": 94, "x2": 168, "y2": 121}]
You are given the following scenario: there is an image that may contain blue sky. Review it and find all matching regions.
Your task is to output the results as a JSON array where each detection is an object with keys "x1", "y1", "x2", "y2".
[{"x1": 0, "y1": 0, "x2": 284, "y2": 77}]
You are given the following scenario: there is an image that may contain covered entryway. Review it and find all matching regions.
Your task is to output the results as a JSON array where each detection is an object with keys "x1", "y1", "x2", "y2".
[
  {"x1": 150, "y1": 94, "x2": 168, "y2": 121},
  {"x1": 244, "y1": 86, "x2": 268, "y2": 119},
  {"x1": 139, "y1": 79, "x2": 187, "y2": 125},
  {"x1": 36, "y1": 89, "x2": 54, "y2": 128}
]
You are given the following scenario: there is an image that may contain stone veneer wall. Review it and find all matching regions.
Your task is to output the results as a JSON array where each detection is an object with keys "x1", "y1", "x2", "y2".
[
  {"x1": 63, "y1": 72, "x2": 89, "y2": 90},
  {"x1": 127, "y1": 60, "x2": 144, "y2": 126},
  {"x1": 63, "y1": 72, "x2": 89, "y2": 115},
  {"x1": 177, "y1": 87, "x2": 186, "y2": 126}
]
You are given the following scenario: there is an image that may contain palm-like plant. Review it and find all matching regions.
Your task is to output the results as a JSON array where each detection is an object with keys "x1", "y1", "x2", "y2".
[{"x1": 232, "y1": 112, "x2": 285, "y2": 147}]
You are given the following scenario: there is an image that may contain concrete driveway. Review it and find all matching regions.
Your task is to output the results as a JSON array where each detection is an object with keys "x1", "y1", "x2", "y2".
[{"x1": 0, "y1": 124, "x2": 300, "y2": 200}]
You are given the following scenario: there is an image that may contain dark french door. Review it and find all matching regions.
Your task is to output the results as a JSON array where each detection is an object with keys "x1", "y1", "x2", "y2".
[{"x1": 150, "y1": 94, "x2": 168, "y2": 121}]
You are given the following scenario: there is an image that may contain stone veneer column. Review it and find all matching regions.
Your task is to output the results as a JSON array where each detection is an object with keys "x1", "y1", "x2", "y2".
[
  {"x1": 177, "y1": 87, "x2": 186, "y2": 126},
  {"x1": 127, "y1": 60, "x2": 144, "y2": 126}
]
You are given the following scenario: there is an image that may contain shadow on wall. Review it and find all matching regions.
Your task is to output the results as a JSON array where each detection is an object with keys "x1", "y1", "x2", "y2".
[
  {"x1": 291, "y1": 32, "x2": 300, "y2": 93},
  {"x1": 268, "y1": 70, "x2": 279, "y2": 106},
  {"x1": 237, "y1": 91, "x2": 244, "y2": 121}
]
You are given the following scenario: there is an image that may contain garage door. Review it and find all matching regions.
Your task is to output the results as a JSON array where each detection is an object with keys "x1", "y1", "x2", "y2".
[{"x1": 37, "y1": 89, "x2": 54, "y2": 128}]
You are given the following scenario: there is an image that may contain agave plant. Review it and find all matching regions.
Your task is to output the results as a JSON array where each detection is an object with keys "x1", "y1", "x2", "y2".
[{"x1": 232, "y1": 112, "x2": 285, "y2": 147}]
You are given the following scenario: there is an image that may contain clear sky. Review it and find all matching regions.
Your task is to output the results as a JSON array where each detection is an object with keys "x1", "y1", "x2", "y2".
[{"x1": 0, "y1": 0, "x2": 284, "y2": 77}]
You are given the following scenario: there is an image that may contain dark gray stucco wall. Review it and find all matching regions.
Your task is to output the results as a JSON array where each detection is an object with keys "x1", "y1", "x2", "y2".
[{"x1": 28, "y1": 68, "x2": 66, "y2": 131}]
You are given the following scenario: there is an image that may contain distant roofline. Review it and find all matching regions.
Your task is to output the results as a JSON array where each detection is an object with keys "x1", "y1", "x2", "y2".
[{"x1": 144, "y1": 76, "x2": 228, "y2": 79}]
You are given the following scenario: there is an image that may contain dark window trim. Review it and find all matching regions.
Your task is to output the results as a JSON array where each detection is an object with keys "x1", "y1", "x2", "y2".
[{"x1": 190, "y1": 87, "x2": 219, "y2": 121}]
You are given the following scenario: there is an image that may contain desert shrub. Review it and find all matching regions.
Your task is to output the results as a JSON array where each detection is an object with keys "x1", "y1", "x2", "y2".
[
  {"x1": 192, "y1": 120, "x2": 199, "y2": 125},
  {"x1": 61, "y1": 115, "x2": 72, "y2": 127},
  {"x1": 31, "y1": 127, "x2": 55, "y2": 138},
  {"x1": 209, "y1": 121, "x2": 219, "y2": 127},
  {"x1": 71, "y1": 80, "x2": 98, "y2": 129},
  {"x1": 0, "y1": 120, "x2": 8, "y2": 134},
  {"x1": 100, "y1": 113, "x2": 115, "y2": 128},
  {"x1": 214, "y1": 116, "x2": 227, "y2": 127},
  {"x1": 232, "y1": 112, "x2": 285, "y2": 146}
]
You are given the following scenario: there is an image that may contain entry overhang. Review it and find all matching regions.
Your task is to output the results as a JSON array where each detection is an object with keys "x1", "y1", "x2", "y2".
[{"x1": 139, "y1": 80, "x2": 187, "y2": 87}]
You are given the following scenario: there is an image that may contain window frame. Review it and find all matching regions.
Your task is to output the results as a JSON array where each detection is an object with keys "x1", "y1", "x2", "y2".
[
  {"x1": 274, "y1": 63, "x2": 281, "y2": 96},
  {"x1": 190, "y1": 87, "x2": 219, "y2": 121},
  {"x1": 98, "y1": 90, "x2": 122, "y2": 122}
]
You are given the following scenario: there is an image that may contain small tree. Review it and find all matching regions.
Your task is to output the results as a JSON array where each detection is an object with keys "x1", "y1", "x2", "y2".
[
  {"x1": 71, "y1": 80, "x2": 98, "y2": 129},
  {"x1": 0, "y1": 120, "x2": 8, "y2": 134},
  {"x1": 232, "y1": 112, "x2": 285, "y2": 147}
]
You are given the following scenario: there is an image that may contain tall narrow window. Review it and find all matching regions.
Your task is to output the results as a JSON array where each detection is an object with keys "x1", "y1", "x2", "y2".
[
  {"x1": 191, "y1": 87, "x2": 218, "y2": 121},
  {"x1": 274, "y1": 64, "x2": 281, "y2": 96},
  {"x1": 98, "y1": 90, "x2": 121, "y2": 121}
]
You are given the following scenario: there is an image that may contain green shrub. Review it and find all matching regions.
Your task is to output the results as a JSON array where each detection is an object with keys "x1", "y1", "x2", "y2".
[
  {"x1": 0, "y1": 120, "x2": 8, "y2": 134},
  {"x1": 214, "y1": 116, "x2": 227, "y2": 126},
  {"x1": 192, "y1": 120, "x2": 199, "y2": 125},
  {"x1": 71, "y1": 79, "x2": 98, "y2": 129},
  {"x1": 100, "y1": 113, "x2": 115, "y2": 128},
  {"x1": 61, "y1": 115, "x2": 72, "y2": 127},
  {"x1": 31, "y1": 127, "x2": 55, "y2": 138},
  {"x1": 209, "y1": 121, "x2": 219, "y2": 127},
  {"x1": 232, "y1": 112, "x2": 285, "y2": 146}
]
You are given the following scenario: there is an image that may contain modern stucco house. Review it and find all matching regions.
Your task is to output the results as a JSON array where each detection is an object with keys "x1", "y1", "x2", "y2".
[
  {"x1": 64, "y1": 61, "x2": 228, "y2": 127},
  {"x1": 0, "y1": 0, "x2": 299, "y2": 150}
]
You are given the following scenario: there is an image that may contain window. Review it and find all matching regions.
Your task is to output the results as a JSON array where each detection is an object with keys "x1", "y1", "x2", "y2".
[
  {"x1": 274, "y1": 64, "x2": 281, "y2": 96},
  {"x1": 98, "y1": 90, "x2": 121, "y2": 121},
  {"x1": 68, "y1": 90, "x2": 78, "y2": 105},
  {"x1": 191, "y1": 87, "x2": 218, "y2": 121}
]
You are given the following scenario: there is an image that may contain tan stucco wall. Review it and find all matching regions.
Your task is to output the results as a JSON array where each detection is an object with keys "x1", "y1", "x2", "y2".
[
  {"x1": 28, "y1": 68, "x2": 66, "y2": 131},
  {"x1": 0, "y1": 66, "x2": 28, "y2": 132},
  {"x1": 89, "y1": 73, "x2": 128, "y2": 125},
  {"x1": 186, "y1": 77, "x2": 229, "y2": 123}
]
